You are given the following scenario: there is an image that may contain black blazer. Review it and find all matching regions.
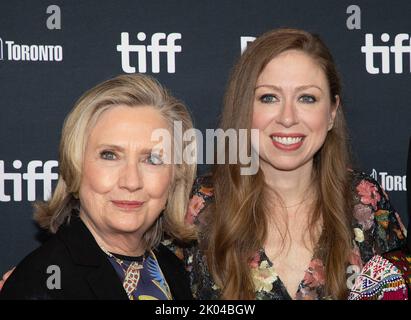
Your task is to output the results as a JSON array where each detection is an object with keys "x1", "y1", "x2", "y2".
[{"x1": 0, "y1": 216, "x2": 192, "y2": 300}]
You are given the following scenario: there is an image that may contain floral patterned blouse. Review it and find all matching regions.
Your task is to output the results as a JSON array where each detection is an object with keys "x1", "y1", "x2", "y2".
[{"x1": 164, "y1": 170, "x2": 408, "y2": 300}]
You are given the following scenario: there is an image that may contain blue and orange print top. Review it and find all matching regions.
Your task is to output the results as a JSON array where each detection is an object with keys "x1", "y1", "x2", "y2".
[{"x1": 106, "y1": 250, "x2": 173, "y2": 300}]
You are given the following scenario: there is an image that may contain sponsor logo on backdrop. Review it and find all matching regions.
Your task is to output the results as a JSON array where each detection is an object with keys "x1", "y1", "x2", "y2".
[
  {"x1": 0, "y1": 37, "x2": 63, "y2": 62},
  {"x1": 241, "y1": 33, "x2": 411, "y2": 75},
  {"x1": 0, "y1": 160, "x2": 58, "y2": 202},
  {"x1": 361, "y1": 33, "x2": 411, "y2": 74},
  {"x1": 370, "y1": 169, "x2": 407, "y2": 192},
  {"x1": 117, "y1": 32, "x2": 182, "y2": 73},
  {"x1": 0, "y1": 5, "x2": 62, "y2": 63},
  {"x1": 345, "y1": 5, "x2": 411, "y2": 74}
]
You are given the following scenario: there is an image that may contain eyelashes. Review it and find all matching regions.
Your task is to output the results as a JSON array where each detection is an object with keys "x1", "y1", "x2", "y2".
[
  {"x1": 99, "y1": 150, "x2": 164, "y2": 165},
  {"x1": 298, "y1": 95, "x2": 317, "y2": 103},
  {"x1": 259, "y1": 94, "x2": 279, "y2": 103},
  {"x1": 100, "y1": 150, "x2": 117, "y2": 160},
  {"x1": 258, "y1": 94, "x2": 317, "y2": 104},
  {"x1": 145, "y1": 153, "x2": 164, "y2": 165}
]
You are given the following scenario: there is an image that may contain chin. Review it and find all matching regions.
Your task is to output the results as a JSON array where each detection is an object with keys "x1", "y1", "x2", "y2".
[
  {"x1": 272, "y1": 164, "x2": 302, "y2": 172},
  {"x1": 263, "y1": 156, "x2": 302, "y2": 171},
  {"x1": 110, "y1": 218, "x2": 146, "y2": 234}
]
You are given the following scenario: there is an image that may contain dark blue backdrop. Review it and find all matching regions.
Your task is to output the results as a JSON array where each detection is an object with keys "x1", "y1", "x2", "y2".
[{"x1": 0, "y1": 0, "x2": 410, "y2": 273}]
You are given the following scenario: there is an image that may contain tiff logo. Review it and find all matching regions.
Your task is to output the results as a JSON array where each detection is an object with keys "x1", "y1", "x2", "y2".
[
  {"x1": 117, "y1": 32, "x2": 182, "y2": 73},
  {"x1": 361, "y1": 33, "x2": 411, "y2": 74},
  {"x1": 0, "y1": 160, "x2": 58, "y2": 202}
]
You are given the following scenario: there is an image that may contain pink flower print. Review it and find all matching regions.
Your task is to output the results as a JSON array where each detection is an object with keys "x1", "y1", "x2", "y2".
[
  {"x1": 348, "y1": 245, "x2": 363, "y2": 267},
  {"x1": 185, "y1": 195, "x2": 205, "y2": 225},
  {"x1": 303, "y1": 259, "x2": 326, "y2": 288},
  {"x1": 356, "y1": 180, "x2": 381, "y2": 209},
  {"x1": 249, "y1": 251, "x2": 261, "y2": 269},
  {"x1": 353, "y1": 204, "x2": 374, "y2": 231}
]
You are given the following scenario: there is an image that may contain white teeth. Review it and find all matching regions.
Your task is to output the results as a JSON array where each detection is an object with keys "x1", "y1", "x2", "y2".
[{"x1": 272, "y1": 136, "x2": 303, "y2": 145}]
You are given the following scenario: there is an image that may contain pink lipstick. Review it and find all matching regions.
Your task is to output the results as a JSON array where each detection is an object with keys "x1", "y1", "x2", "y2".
[
  {"x1": 112, "y1": 200, "x2": 145, "y2": 210},
  {"x1": 270, "y1": 133, "x2": 305, "y2": 151}
]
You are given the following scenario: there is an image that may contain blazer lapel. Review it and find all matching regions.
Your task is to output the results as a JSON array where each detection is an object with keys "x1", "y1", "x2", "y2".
[
  {"x1": 86, "y1": 263, "x2": 129, "y2": 300},
  {"x1": 57, "y1": 215, "x2": 128, "y2": 300}
]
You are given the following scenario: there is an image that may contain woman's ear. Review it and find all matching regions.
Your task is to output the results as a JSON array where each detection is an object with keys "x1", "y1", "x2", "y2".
[{"x1": 328, "y1": 95, "x2": 340, "y2": 131}]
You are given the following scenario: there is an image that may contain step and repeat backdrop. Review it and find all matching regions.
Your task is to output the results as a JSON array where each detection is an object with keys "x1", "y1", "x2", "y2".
[{"x1": 0, "y1": 0, "x2": 410, "y2": 273}]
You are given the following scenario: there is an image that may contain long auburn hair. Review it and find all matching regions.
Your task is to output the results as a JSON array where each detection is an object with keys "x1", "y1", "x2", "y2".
[{"x1": 203, "y1": 28, "x2": 353, "y2": 299}]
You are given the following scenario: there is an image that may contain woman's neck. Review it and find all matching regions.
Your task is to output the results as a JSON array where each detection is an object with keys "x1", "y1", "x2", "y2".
[
  {"x1": 79, "y1": 213, "x2": 145, "y2": 257},
  {"x1": 260, "y1": 159, "x2": 315, "y2": 208}
]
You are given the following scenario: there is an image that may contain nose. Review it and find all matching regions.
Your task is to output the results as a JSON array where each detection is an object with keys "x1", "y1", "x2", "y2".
[
  {"x1": 275, "y1": 99, "x2": 299, "y2": 128},
  {"x1": 119, "y1": 160, "x2": 143, "y2": 192}
]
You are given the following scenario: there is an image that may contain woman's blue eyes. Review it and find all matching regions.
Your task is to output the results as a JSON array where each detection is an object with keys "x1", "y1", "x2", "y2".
[
  {"x1": 298, "y1": 95, "x2": 316, "y2": 103},
  {"x1": 100, "y1": 150, "x2": 117, "y2": 160},
  {"x1": 260, "y1": 94, "x2": 278, "y2": 103},
  {"x1": 146, "y1": 154, "x2": 164, "y2": 165},
  {"x1": 259, "y1": 94, "x2": 317, "y2": 104},
  {"x1": 100, "y1": 150, "x2": 163, "y2": 165}
]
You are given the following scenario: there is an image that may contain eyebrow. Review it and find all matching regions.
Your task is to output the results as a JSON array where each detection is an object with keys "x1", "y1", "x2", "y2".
[
  {"x1": 255, "y1": 84, "x2": 324, "y2": 92},
  {"x1": 96, "y1": 144, "x2": 155, "y2": 154}
]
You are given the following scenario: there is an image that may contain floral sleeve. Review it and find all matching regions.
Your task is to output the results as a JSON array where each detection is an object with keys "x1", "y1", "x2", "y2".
[
  {"x1": 160, "y1": 174, "x2": 216, "y2": 299},
  {"x1": 185, "y1": 174, "x2": 214, "y2": 226},
  {"x1": 162, "y1": 174, "x2": 214, "y2": 259},
  {"x1": 352, "y1": 172, "x2": 407, "y2": 264}
]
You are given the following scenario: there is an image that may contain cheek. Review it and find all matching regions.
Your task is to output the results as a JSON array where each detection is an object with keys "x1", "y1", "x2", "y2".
[
  {"x1": 307, "y1": 111, "x2": 331, "y2": 136},
  {"x1": 252, "y1": 107, "x2": 273, "y2": 130},
  {"x1": 143, "y1": 167, "x2": 173, "y2": 201},
  {"x1": 81, "y1": 160, "x2": 117, "y2": 196}
]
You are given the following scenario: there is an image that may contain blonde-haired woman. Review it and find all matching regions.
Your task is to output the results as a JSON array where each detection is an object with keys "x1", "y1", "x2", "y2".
[
  {"x1": 184, "y1": 28, "x2": 407, "y2": 300},
  {"x1": 1, "y1": 74, "x2": 196, "y2": 300}
]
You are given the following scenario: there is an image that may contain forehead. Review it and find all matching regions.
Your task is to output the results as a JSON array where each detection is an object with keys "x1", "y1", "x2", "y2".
[
  {"x1": 87, "y1": 105, "x2": 170, "y2": 146},
  {"x1": 257, "y1": 50, "x2": 328, "y2": 87}
]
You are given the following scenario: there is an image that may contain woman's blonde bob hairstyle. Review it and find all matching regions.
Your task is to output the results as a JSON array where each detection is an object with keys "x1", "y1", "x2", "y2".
[{"x1": 35, "y1": 74, "x2": 197, "y2": 248}]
